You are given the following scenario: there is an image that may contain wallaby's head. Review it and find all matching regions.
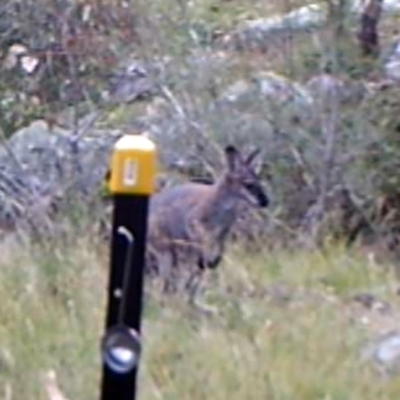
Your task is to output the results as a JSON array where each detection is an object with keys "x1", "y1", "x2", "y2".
[{"x1": 221, "y1": 145, "x2": 269, "y2": 208}]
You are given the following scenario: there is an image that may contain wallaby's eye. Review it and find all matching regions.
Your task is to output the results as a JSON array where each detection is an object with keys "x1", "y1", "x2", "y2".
[
  {"x1": 243, "y1": 182, "x2": 257, "y2": 191},
  {"x1": 242, "y1": 174, "x2": 259, "y2": 187}
]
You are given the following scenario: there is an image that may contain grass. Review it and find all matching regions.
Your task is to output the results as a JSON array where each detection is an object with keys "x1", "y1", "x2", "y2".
[
  {"x1": 141, "y1": 244, "x2": 400, "y2": 400},
  {"x1": 0, "y1": 234, "x2": 106, "y2": 399},
  {"x1": 0, "y1": 233, "x2": 399, "y2": 399}
]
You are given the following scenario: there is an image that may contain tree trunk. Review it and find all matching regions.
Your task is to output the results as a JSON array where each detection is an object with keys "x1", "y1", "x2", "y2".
[{"x1": 358, "y1": 0, "x2": 383, "y2": 57}]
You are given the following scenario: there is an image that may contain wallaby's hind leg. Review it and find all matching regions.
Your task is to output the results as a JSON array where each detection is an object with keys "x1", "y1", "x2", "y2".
[
  {"x1": 185, "y1": 267, "x2": 203, "y2": 301},
  {"x1": 156, "y1": 250, "x2": 179, "y2": 294},
  {"x1": 186, "y1": 259, "x2": 219, "y2": 316}
]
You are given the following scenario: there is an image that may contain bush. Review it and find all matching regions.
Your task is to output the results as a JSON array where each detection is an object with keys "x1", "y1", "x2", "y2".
[{"x1": 0, "y1": 0, "x2": 140, "y2": 136}]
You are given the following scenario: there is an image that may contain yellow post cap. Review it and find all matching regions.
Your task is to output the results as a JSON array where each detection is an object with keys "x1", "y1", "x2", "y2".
[{"x1": 109, "y1": 134, "x2": 157, "y2": 195}]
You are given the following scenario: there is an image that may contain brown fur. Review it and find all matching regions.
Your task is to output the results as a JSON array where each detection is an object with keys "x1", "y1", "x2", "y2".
[{"x1": 146, "y1": 145, "x2": 269, "y2": 308}]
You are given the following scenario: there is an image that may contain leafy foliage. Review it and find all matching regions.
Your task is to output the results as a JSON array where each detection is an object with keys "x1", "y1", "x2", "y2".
[{"x1": 0, "y1": 0, "x2": 140, "y2": 135}]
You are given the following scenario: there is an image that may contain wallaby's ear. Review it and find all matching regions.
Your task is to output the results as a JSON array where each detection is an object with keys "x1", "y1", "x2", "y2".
[
  {"x1": 225, "y1": 145, "x2": 240, "y2": 171},
  {"x1": 245, "y1": 148, "x2": 261, "y2": 165}
]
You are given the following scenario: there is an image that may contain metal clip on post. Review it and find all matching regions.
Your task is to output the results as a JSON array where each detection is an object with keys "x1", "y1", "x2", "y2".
[{"x1": 100, "y1": 134, "x2": 157, "y2": 400}]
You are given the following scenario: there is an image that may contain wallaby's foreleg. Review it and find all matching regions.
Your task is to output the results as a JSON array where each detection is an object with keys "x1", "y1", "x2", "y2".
[{"x1": 186, "y1": 217, "x2": 225, "y2": 269}]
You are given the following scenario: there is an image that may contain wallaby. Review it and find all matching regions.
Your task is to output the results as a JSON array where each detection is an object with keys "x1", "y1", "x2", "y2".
[{"x1": 146, "y1": 145, "x2": 269, "y2": 311}]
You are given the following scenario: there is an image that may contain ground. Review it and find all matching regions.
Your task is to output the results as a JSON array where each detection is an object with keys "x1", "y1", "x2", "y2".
[{"x1": 1, "y1": 232, "x2": 400, "y2": 399}]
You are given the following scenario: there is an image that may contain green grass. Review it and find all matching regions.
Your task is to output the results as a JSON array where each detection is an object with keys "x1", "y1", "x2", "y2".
[
  {"x1": 0, "y1": 234, "x2": 399, "y2": 399},
  {"x1": 0, "y1": 235, "x2": 106, "y2": 399}
]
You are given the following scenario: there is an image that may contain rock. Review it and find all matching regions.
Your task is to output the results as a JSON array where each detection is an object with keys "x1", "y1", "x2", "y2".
[
  {"x1": 384, "y1": 40, "x2": 400, "y2": 82},
  {"x1": 306, "y1": 73, "x2": 347, "y2": 104},
  {"x1": 363, "y1": 331, "x2": 400, "y2": 376},
  {"x1": 215, "y1": 80, "x2": 254, "y2": 106},
  {"x1": 382, "y1": 0, "x2": 400, "y2": 12},
  {"x1": 3, "y1": 119, "x2": 120, "y2": 193},
  {"x1": 205, "y1": 72, "x2": 315, "y2": 176},
  {"x1": 255, "y1": 71, "x2": 314, "y2": 109},
  {"x1": 215, "y1": 71, "x2": 314, "y2": 113},
  {"x1": 227, "y1": 1, "x2": 400, "y2": 51},
  {"x1": 106, "y1": 58, "x2": 157, "y2": 104},
  {"x1": 305, "y1": 73, "x2": 369, "y2": 114},
  {"x1": 230, "y1": 4, "x2": 327, "y2": 50},
  {"x1": 0, "y1": 119, "x2": 122, "y2": 234}
]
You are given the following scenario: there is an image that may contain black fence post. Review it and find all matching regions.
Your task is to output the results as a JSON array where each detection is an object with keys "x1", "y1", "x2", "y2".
[{"x1": 100, "y1": 134, "x2": 157, "y2": 400}]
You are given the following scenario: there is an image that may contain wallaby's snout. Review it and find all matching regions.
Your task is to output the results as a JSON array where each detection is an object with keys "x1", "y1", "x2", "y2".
[{"x1": 245, "y1": 181, "x2": 269, "y2": 208}]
